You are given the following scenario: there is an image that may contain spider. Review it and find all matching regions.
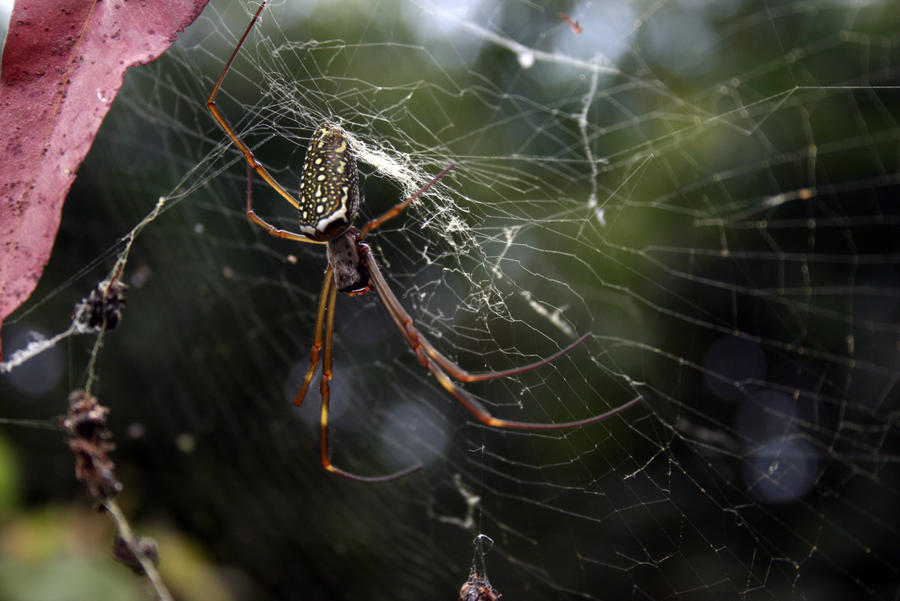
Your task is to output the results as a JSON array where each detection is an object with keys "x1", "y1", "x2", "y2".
[{"x1": 206, "y1": 2, "x2": 643, "y2": 482}]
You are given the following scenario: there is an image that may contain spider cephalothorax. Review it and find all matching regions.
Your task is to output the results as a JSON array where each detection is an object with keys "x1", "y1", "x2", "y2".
[{"x1": 326, "y1": 229, "x2": 369, "y2": 294}]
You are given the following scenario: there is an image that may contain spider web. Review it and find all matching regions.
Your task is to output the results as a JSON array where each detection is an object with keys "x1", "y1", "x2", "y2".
[{"x1": 2, "y1": 0, "x2": 899, "y2": 599}]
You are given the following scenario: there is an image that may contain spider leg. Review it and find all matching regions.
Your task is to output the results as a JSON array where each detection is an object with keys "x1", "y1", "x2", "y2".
[
  {"x1": 358, "y1": 164, "x2": 455, "y2": 240},
  {"x1": 415, "y1": 329, "x2": 593, "y2": 383},
  {"x1": 362, "y1": 246, "x2": 643, "y2": 429},
  {"x1": 422, "y1": 356, "x2": 643, "y2": 430},
  {"x1": 244, "y1": 165, "x2": 327, "y2": 243},
  {"x1": 363, "y1": 243, "x2": 587, "y2": 380},
  {"x1": 207, "y1": 2, "x2": 324, "y2": 244},
  {"x1": 356, "y1": 164, "x2": 588, "y2": 381},
  {"x1": 293, "y1": 267, "x2": 334, "y2": 408},
  {"x1": 311, "y1": 267, "x2": 423, "y2": 482}
]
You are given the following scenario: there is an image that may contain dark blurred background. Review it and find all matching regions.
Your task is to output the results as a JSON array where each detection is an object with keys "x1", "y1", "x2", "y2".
[{"x1": 1, "y1": 0, "x2": 899, "y2": 599}]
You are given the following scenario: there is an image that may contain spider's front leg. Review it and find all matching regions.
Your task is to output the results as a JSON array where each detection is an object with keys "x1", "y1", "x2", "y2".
[
  {"x1": 294, "y1": 251, "x2": 422, "y2": 482},
  {"x1": 293, "y1": 229, "x2": 371, "y2": 409},
  {"x1": 315, "y1": 273, "x2": 423, "y2": 482},
  {"x1": 293, "y1": 268, "x2": 334, "y2": 408},
  {"x1": 360, "y1": 245, "x2": 644, "y2": 430}
]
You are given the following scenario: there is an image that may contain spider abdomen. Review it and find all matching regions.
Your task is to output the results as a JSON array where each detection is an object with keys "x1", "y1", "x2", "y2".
[
  {"x1": 327, "y1": 233, "x2": 370, "y2": 294},
  {"x1": 297, "y1": 122, "x2": 360, "y2": 241}
]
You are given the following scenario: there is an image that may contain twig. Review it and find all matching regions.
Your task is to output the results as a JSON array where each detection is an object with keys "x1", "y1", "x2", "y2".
[{"x1": 62, "y1": 390, "x2": 173, "y2": 601}]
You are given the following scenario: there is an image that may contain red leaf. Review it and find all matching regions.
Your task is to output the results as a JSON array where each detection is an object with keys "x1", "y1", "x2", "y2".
[{"x1": 0, "y1": 0, "x2": 208, "y2": 359}]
